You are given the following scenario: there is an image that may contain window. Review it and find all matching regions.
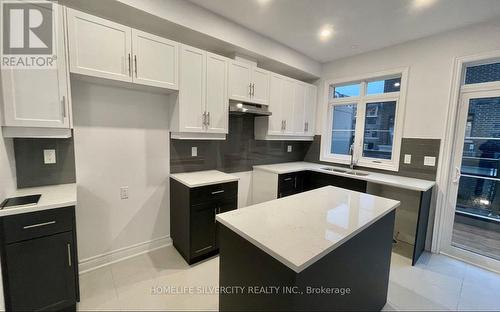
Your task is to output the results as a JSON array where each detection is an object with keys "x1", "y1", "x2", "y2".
[
  {"x1": 464, "y1": 62, "x2": 500, "y2": 85},
  {"x1": 321, "y1": 70, "x2": 407, "y2": 171}
]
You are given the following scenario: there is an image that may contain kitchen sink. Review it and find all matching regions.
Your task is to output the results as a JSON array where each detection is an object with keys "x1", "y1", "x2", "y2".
[{"x1": 321, "y1": 167, "x2": 369, "y2": 176}]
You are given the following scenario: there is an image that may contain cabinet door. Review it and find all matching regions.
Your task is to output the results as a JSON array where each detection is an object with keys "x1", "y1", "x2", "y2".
[
  {"x1": 2, "y1": 4, "x2": 69, "y2": 128},
  {"x1": 228, "y1": 61, "x2": 252, "y2": 102},
  {"x1": 266, "y1": 74, "x2": 285, "y2": 135},
  {"x1": 190, "y1": 202, "x2": 217, "y2": 256},
  {"x1": 251, "y1": 67, "x2": 270, "y2": 105},
  {"x1": 132, "y1": 29, "x2": 178, "y2": 90},
  {"x1": 4, "y1": 232, "x2": 76, "y2": 311},
  {"x1": 304, "y1": 84, "x2": 317, "y2": 136},
  {"x1": 292, "y1": 82, "x2": 306, "y2": 135},
  {"x1": 206, "y1": 52, "x2": 229, "y2": 134},
  {"x1": 281, "y1": 78, "x2": 295, "y2": 135},
  {"x1": 66, "y1": 8, "x2": 132, "y2": 82},
  {"x1": 179, "y1": 45, "x2": 206, "y2": 132}
]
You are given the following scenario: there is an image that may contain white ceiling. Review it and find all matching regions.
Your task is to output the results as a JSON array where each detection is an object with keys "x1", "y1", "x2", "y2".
[{"x1": 190, "y1": 0, "x2": 500, "y2": 63}]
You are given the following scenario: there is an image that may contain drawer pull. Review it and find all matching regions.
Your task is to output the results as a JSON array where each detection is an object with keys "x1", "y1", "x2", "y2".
[
  {"x1": 284, "y1": 178, "x2": 293, "y2": 182},
  {"x1": 211, "y1": 190, "x2": 224, "y2": 195},
  {"x1": 23, "y1": 221, "x2": 56, "y2": 229},
  {"x1": 67, "y1": 243, "x2": 72, "y2": 267},
  {"x1": 195, "y1": 246, "x2": 213, "y2": 254}
]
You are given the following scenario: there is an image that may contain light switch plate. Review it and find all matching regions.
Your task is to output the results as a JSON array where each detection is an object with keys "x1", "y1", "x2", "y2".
[
  {"x1": 191, "y1": 146, "x2": 197, "y2": 157},
  {"x1": 287, "y1": 145, "x2": 292, "y2": 153},
  {"x1": 404, "y1": 154, "x2": 412, "y2": 164},
  {"x1": 43, "y1": 149, "x2": 56, "y2": 164},
  {"x1": 424, "y1": 156, "x2": 436, "y2": 167}
]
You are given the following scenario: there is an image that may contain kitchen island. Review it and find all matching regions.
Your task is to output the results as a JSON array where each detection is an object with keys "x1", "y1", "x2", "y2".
[{"x1": 216, "y1": 186, "x2": 400, "y2": 311}]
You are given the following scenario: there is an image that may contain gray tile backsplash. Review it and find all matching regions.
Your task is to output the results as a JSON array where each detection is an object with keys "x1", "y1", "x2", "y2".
[
  {"x1": 14, "y1": 137, "x2": 76, "y2": 188},
  {"x1": 170, "y1": 115, "x2": 312, "y2": 174},
  {"x1": 304, "y1": 135, "x2": 440, "y2": 181}
]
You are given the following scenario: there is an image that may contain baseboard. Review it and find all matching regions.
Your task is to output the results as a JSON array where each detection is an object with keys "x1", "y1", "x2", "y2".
[{"x1": 78, "y1": 235, "x2": 172, "y2": 274}]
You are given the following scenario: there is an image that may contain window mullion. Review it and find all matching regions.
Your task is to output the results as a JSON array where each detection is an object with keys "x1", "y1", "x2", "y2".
[{"x1": 353, "y1": 100, "x2": 366, "y2": 163}]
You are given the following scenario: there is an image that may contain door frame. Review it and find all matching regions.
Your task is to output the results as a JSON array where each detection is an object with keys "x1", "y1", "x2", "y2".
[{"x1": 434, "y1": 50, "x2": 500, "y2": 273}]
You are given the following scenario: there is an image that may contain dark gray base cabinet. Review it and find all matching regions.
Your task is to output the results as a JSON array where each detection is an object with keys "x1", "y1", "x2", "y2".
[
  {"x1": 170, "y1": 179, "x2": 238, "y2": 265},
  {"x1": 0, "y1": 206, "x2": 79, "y2": 311}
]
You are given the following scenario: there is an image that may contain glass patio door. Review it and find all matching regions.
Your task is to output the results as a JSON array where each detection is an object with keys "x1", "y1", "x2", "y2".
[{"x1": 449, "y1": 90, "x2": 500, "y2": 263}]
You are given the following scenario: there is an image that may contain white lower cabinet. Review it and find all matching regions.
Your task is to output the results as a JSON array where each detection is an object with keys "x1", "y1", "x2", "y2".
[
  {"x1": 255, "y1": 73, "x2": 317, "y2": 141},
  {"x1": 170, "y1": 45, "x2": 228, "y2": 139},
  {"x1": 1, "y1": 3, "x2": 72, "y2": 137},
  {"x1": 66, "y1": 8, "x2": 178, "y2": 90}
]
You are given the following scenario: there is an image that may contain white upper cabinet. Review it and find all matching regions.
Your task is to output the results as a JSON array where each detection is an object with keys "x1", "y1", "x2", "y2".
[
  {"x1": 292, "y1": 82, "x2": 306, "y2": 134},
  {"x1": 251, "y1": 67, "x2": 270, "y2": 105},
  {"x1": 66, "y1": 8, "x2": 132, "y2": 83},
  {"x1": 132, "y1": 29, "x2": 178, "y2": 89},
  {"x1": 2, "y1": 3, "x2": 71, "y2": 131},
  {"x1": 228, "y1": 60, "x2": 269, "y2": 105},
  {"x1": 304, "y1": 84, "x2": 318, "y2": 137},
  {"x1": 178, "y1": 45, "x2": 206, "y2": 133},
  {"x1": 205, "y1": 52, "x2": 229, "y2": 134},
  {"x1": 66, "y1": 8, "x2": 178, "y2": 90},
  {"x1": 171, "y1": 45, "x2": 228, "y2": 139},
  {"x1": 228, "y1": 61, "x2": 252, "y2": 102},
  {"x1": 255, "y1": 73, "x2": 316, "y2": 141}
]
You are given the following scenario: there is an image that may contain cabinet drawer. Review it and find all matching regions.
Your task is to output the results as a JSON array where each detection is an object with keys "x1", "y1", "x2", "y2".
[
  {"x1": 1, "y1": 206, "x2": 74, "y2": 244},
  {"x1": 190, "y1": 182, "x2": 238, "y2": 205}
]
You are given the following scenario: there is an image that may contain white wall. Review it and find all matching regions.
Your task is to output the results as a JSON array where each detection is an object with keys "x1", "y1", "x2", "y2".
[
  {"x1": 316, "y1": 18, "x2": 500, "y2": 139},
  {"x1": 71, "y1": 79, "x2": 171, "y2": 265}
]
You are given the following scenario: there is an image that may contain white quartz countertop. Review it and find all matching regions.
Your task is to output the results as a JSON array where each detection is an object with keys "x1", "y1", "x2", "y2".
[
  {"x1": 253, "y1": 162, "x2": 435, "y2": 192},
  {"x1": 0, "y1": 183, "x2": 77, "y2": 217},
  {"x1": 216, "y1": 186, "x2": 400, "y2": 273},
  {"x1": 170, "y1": 170, "x2": 239, "y2": 188}
]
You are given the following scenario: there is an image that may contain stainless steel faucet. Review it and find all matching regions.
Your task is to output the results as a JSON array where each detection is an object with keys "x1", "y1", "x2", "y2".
[{"x1": 349, "y1": 144, "x2": 356, "y2": 170}]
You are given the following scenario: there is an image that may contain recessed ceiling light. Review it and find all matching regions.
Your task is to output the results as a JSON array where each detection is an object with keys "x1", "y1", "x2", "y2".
[
  {"x1": 412, "y1": 0, "x2": 437, "y2": 11},
  {"x1": 257, "y1": 0, "x2": 271, "y2": 6},
  {"x1": 319, "y1": 25, "x2": 334, "y2": 42}
]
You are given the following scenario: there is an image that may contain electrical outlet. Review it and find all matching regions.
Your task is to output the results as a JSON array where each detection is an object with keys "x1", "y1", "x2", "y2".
[
  {"x1": 120, "y1": 186, "x2": 129, "y2": 199},
  {"x1": 191, "y1": 146, "x2": 198, "y2": 157},
  {"x1": 424, "y1": 156, "x2": 436, "y2": 167},
  {"x1": 43, "y1": 149, "x2": 56, "y2": 164},
  {"x1": 287, "y1": 145, "x2": 292, "y2": 153},
  {"x1": 404, "y1": 154, "x2": 412, "y2": 164}
]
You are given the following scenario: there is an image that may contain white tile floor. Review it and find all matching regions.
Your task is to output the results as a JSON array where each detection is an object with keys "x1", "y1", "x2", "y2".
[{"x1": 77, "y1": 245, "x2": 500, "y2": 311}]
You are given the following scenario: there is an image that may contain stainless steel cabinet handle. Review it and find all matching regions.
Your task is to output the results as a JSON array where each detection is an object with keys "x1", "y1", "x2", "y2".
[
  {"x1": 249, "y1": 83, "x2": 252, "y2": 96},
  {"x1": 251, "y1": 83, "x2": 255, "y2": 97},
  {"x1": 195, "y1": 246, "x2": 213, "y2": 253},
  {"x1": 281, "y1": 120, "x2": 285, "y2": 131},
  {"x1": 62, "y1": 96, "x2": 67, "y2": 118},
  {"x1": 211, "y1": 190, "x2": 224, "y2": 194},
  {"x1": 128, "y1": 53, "x2": 131, "y2": 76},
  {"x1": 23, "y1": 221, "x2": 56, "y2": 229},
  {"x1": 67, "y1": 243, "x2": 72, "y2": 267},
  {"x1": 207, "y1": 112, "x2": 210, "y2": 126},
  {"x1": 214, "y1": 208, "x2": 217, "y2": 223},
  {"x1": 134, "y1": 55, "x2": 138, "y2": 77},
  {"x1": 202, "y1": 111, "x2": 206, "y2": 126},
  {"x1": 284, "y1": 120, "x2": 287, "y2": 130},
  {"x1": 218, "y1": 207, "x2": 221, "y2": 214},
  {"x1": 294, "y1": 176, "x2": 297, "y2": 188},
  {"x1": 284, "y1": 177, "x2": 292, "y2": 181}
]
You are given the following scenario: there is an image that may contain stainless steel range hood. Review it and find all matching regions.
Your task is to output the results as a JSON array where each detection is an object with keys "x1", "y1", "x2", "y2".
[{"x1": 229, "y1": 101, "x2": 272, "y2": 116}]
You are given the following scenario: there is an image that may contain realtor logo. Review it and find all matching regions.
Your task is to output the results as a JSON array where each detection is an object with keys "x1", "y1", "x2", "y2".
[{"x1": 1, "y1": 1, "x2": 57, "y2": 68}]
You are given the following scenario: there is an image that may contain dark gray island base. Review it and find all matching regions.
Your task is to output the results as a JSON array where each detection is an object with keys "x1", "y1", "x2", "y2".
[{"x1": 219, "y1": 210, "x2": 396, "y2": 311}]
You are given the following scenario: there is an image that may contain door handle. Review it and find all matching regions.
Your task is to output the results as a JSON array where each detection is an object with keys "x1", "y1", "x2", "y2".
[
  {"x1": 23, "y1": 221, "x2": 56, "y2": 229},
  {"x1": 452, "y1": 167, "x2": 461, "y2": 184},
  {"x1": 211, "y1": 190, "x2": 224, "y2": 194},
  {"x1": 67, "y1": 243, "x2": 72, "y2": 267},
  {"x1": 61, "y1": 96, "x2": 67, "y2": 118},
  {"x1": 128, "y1": 53, "x2": 131, "y2": 76},
  {"x1": 134, "y1": 55, "x2": 138, "y2": 78}
]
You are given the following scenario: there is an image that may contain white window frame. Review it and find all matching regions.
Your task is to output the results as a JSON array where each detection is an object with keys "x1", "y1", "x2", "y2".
[{"x1": 320, "y1": 68, "x2": 409, "y2": 172}]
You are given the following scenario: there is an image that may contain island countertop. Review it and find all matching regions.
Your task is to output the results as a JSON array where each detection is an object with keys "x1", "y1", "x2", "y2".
[{"x1": 216, "y1": 185, "x2": 400, "y2": 273}]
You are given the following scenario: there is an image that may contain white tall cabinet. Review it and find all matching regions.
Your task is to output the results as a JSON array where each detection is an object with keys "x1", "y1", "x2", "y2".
[
  {"x1": 1, "y1": 3, "x2": 71, "y2": 138},
  {"x1": 66, "y1": 8, "x2": 178, "y2": 90},
  {"x1": 170, "y1": 45, "x2": 229, "y2": 139}
]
